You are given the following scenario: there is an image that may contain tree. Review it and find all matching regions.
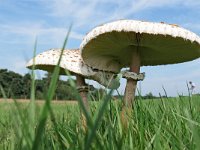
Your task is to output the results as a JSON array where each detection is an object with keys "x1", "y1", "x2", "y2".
[
  {"x1": 143, "y1": 92, "x2": 155, "y2": 99},
  {"x1": 22, "y1": 73, "x2": 31, "y2": 99},
  {"x1": 0, "y1": 69, "x2": 24, "y2": 98}
]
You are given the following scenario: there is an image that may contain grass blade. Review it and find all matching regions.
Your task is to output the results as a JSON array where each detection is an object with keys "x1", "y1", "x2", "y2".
[{"x1": 32, "y1": 26, "x2": 71, "y2": 150}]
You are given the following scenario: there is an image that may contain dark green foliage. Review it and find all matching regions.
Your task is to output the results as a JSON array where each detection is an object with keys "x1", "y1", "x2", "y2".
[
  {"x1": 0, "y1": 69, "x2": 79, "y2": 100},
  {"x1": 143, "y1": 92, "x2": 156, "y2": 99},
  {"x1": 22, "y1": 73, "x2": 31, "y2": 99},
  {"x1": 0, "y1": 69, "x2": 26, "y2": 98}
]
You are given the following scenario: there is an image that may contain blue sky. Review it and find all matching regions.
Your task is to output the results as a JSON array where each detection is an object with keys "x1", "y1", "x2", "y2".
[{"x1": 0, "y1": 0, "x2": 200, "y2": 96}]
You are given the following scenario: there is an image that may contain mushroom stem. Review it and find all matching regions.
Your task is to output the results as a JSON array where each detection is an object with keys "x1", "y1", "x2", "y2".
[
  {"x1": 124, "y1": 47, "x2": 141, "y2": 107},
  {"x1": 76, "y1": 74, "x2": 89, "y2": 111}
]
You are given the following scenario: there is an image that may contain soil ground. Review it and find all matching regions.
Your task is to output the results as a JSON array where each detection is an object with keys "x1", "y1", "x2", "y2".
[{"x1": 0, "y1": 98, "x2": 77, "y2": 104}]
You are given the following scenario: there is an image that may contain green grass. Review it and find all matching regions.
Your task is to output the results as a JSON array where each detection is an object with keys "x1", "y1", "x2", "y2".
[
  {"x1": 0, "y1": 96, "x2": 200, "y2": 149},
  {"x1": 0, "y1": 29, "x2": 200, "y2": 149}
]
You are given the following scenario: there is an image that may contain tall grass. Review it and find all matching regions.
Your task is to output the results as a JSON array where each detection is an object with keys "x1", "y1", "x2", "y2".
[
  {"x1": 0, "y1": 32, "x2": 200, "y2": 149},
  {"x1": 0, "y1": 95, "x2": 200, "y2": 149}
]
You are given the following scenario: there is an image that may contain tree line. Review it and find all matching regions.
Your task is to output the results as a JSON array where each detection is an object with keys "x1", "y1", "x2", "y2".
[{"x1": 0, "y1": 69, "x2": 99, "y2": 100}]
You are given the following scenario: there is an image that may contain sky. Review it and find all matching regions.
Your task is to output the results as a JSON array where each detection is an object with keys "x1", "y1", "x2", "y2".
[{"x1": 0, "y1": 0, "x2": 200, "y2": 96}]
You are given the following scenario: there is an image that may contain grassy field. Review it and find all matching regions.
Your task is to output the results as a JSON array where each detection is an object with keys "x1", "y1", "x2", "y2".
[{"x1": 0, "y1": 95, "x2": 200, "y2": 150}]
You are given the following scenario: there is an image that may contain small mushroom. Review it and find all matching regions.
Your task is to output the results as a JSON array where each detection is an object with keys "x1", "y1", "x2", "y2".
[
  {"x1": 26, "y1": 48, "x2": 120, "y2": 110},
  {"x1": 80, "y1": 20, "x2": 200, "y2": 107}
]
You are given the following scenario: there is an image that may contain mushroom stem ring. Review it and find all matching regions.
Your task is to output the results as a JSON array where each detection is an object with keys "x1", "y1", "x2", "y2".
[
  {"x1": 121, "y1": 71, "x2": 145, "y2": 81},
  {"x1": 76, "y1": 85, "x2": 94, "y2": 92},
  {"x1": 77, "y1": 86, "x2": 90, "y2": 92}
]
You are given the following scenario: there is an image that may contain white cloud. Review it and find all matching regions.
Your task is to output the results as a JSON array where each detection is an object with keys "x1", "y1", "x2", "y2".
[
  {"x1": 0, "y1": 23, "x2": 84, "y2": 46},
  {"x1": 0, "y1": 24, "x2": 83, "y2": 39},
  {"x1": 41, "y1": 0, "x2": 200, "y2": 28},
  {"x1": 2, "y1": 0, "x2": 199, "y2": 43},
  {"x1": 42, "y1": 0, "x2": 99, "y2": 27},
  {"x1": 47, "y1": 0, "x2": 97, "y2": 18}
]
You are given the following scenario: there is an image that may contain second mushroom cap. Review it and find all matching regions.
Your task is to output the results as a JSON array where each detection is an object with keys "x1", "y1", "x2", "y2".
[{"x1": 26, "y1": 48, "x2": 120, "y2": 89}]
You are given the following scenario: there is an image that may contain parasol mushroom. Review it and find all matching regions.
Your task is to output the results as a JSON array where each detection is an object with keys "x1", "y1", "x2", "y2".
[
  {"x1": 26, "y1": 48, "x2": 120, "y2": 110},
  {"x1": 80, "y1": 20, "x2": 200, "y2": 108}
]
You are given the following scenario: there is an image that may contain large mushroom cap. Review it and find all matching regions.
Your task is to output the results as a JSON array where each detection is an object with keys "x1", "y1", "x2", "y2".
[
  {"x1": 26, "y1": 49, "x2": 120, "y2": 89},
  {"x1": 26, "y1": 49, "x2": 95, "y2": 76},
  {"x1": 80, "y1": 20, "x2": 200, "y2": 73}
]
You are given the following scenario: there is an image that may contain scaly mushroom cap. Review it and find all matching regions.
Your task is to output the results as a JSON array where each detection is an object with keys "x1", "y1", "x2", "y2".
[
  {"x1": 26, "y1": 49, "x2": 120, "y2": 89},
  {"x1": 80, "y1": 20, "x2": 200, "y2": 73},
  {"x1": 26, "y1": 49, "x2": 95, "y2": 76}
]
